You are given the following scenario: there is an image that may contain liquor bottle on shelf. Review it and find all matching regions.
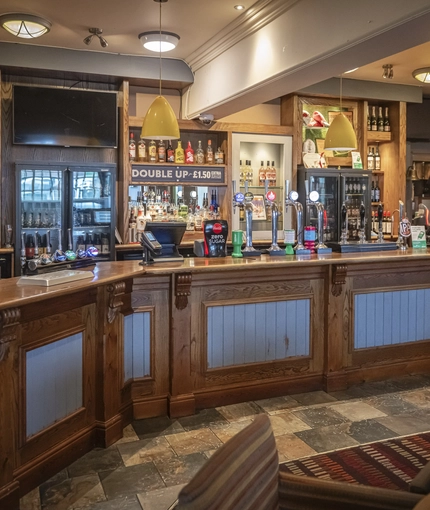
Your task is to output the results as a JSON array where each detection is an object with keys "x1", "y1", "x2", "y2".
[
  {"x1": 370, "y1": 106, "x2": 377, "y2": 131},
  {"x1": 185, "y1": 141, "x2": 194, "y2": 164},
  {"x1": 137, "y1": 137, "x2": 147, "y2": 162},
  {"x1": 384, "y1": 107, "x2": 391, "y2": 132},
  {"x1": 215, "y1": 147, "x2": 225, "y2": 164},
  {"x1": 374, "y1": 143, "x2": 381, "y2": 170},
  {"x1": 374, "y1": 179, "x2": 381, "y2": 202},
  {"x1": 240, "y1": 160, "x2": 244, "y2": 186},
  {"x1": 158, "y1": 140, "x2": 166, "y2": 162},
  {"x1": 206, "y1": 140, "x2": 214, "y2": 164},
  {"x1": 270, "y1": 161, "x2": 277, "y2": 186},
  {"x1": 259, "y1": 161, "x2": 266, "y2": 186},
  {"x1": 175, "y1": 141, "x2": 185, "y2": 163},
  {"x1": 367, "y1": 147, "x2": 374, "y2": 170},
  {"x1": 149, "y1": 140, "x2": 157, "y2": 162},
  {"x1": 94, "y1": 233, "x2": 102, "y2": 253},
  {"x1": 129, "y1": 132, "x2": 136, "y2": 162},
  {"x1": 195, "y1": 140, "x2": 205, "y2": 164},
  {"x1": 246, "y1": 160, "x2": 253, "y2": 184},
  {"x1": 386, "y1": 211, "x2": 392, "y2": 235},
  {"x1": 166, "y1": 140, "x2": 175, "y2": 162},
  {"x1": 377, "y1": 107, "x2": 384, "y2": 132},
  {"x1": 25, "y1": 234, "x2": 35, "y2": 259},
  {"x1": 371, "y1": 181, "x2": 375, "y2": 202},
  {"x1": 367, "y1": 106, "x2": 371, "y2": 131}
]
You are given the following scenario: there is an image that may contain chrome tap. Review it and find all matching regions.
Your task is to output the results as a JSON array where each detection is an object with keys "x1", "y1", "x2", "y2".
[
  {"x1": 285, "y1": 180, "x2": 305, "y2": 251},
  {"x1": 397, "y1": 200, "x2": 408, "y2": 251},
  {"x1": 340, "y1": 202, "x2": 349, "y2": 245},
  {"x1": 264, "y1": 180, "x2": 283, "y2": 254},
  {"x1": 391, "y1": 209, "x2": 399, "y2": 243},
  {"x1": 376, "y1": 202, "x2": 384, "y2": 243},
  {"x1": 358, "y1": 202, "x2": 367, "y2": 244},
  {"x1": 234, "y1": 180, "x2": 261, "y2": 256},
  {"x1": 304, "y1": 180, "x2": 328, "y2": 250}
]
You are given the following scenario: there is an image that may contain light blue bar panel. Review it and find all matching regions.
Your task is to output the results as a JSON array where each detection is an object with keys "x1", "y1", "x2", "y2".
[
  {"x1": 207, "y1": 299, "x2": 310, "y2": 369},
  {"x1": 123, "y1": 312, "x2": 151, "y2": 382},
  {"x1": 354, "y1": 288, "x2": 430, "y2": 349},
  {"x1": 26, "y1": 333, "x2": 83, "y2": 438}
]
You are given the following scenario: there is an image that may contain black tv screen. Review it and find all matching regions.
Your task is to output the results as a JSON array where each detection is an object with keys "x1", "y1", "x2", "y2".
[{"x1": 13, "y1": 85, "x2": 118, "y2": 148}]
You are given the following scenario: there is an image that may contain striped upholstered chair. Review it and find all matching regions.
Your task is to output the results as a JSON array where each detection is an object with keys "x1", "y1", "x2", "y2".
[
  {"x1": 176, "y1": 414, "x2": 279, "y2": 510},
  {"x1": 173, "y1": 413, "x2": 428, "y2": 510}
]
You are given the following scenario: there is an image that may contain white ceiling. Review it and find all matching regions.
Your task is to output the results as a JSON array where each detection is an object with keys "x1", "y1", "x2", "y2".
[{"x1": 0, "y1": 0, "x2": 430, "y2": 96}]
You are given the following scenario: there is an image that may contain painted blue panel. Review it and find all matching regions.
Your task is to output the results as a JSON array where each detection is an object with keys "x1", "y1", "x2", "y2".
[
  {"x1": 26, "y1": 333, "x2": 82, "y2": 438},
  {"x1": 207, "y1": 298, "x2": 310, "y2": 368},
  {"x1": 354, "y1": 289, "x2": 430, "y2": 349},
  {"x1": 123, "y1": 312, "x2": 151, "y2": 382}
]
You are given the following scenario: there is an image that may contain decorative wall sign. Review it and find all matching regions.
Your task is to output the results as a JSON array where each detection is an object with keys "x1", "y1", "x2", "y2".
[{"x1": 131, "y1": 165, "x2": 225, "y2": 184}]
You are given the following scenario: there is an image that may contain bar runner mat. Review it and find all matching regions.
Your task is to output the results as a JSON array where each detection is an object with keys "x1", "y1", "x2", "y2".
[{"x1": 279, "y1": 432, "x2": 430, "y2": 491}]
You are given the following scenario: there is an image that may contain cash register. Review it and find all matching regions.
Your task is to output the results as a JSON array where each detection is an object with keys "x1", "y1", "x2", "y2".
[{"x1": 141, "y1": 222, "x2": 187, "y2": 264}]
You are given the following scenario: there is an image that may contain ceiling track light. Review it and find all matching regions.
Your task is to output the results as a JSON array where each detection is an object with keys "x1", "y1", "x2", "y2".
[
  {"x1": 83, "y1": 27, "x2": 108, "y2": 48},
  {"x1": 382, "y1": 64, "x2": 393, "y2": 79},
  {"x1": 0, "y1": 13, "x2": 51, "y2": 38}
]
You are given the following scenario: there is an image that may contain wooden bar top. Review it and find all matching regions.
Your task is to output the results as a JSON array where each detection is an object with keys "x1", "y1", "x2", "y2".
[{"x1": 1, "y1": 250, "x2": 430, "y2": 310}]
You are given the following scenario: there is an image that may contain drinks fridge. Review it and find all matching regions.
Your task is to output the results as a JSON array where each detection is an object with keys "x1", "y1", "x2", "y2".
[
  {"x1": 297, "y1": 167, "x2": 372, "y2": 242},
  {"x1": 15, "y1": 163, "x2": 116, "y2": 274}
]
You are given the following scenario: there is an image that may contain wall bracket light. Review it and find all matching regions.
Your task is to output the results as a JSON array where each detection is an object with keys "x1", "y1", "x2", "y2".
[{"x1": 0, "y1": 13, "x2": 51, "y2": 38}]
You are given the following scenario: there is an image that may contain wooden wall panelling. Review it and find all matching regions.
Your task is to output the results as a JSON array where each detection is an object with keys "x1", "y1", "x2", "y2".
[
  {"x1": 0, "y1": 68, "x2": 2, "y2": 247},
  {"x1": 118, "y1": 80, "x2": 130, "y2": 243},
  {"x1": 0, "y1": 307, "x2": 21, "y2": 510},
  {"x1": 128, "y1": 275, "x2": 170, "y2": 419}
]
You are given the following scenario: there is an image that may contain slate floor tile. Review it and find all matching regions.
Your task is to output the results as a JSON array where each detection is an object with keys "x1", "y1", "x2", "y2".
[
  {"x1": 254, "y1": 395, "x2": 300, "y2": 414},
  {"x1": 177, "y1": 407, "x2": 228, "y2": 431},
  {"x1": 401, "y1": 388, "x2": 430, "y2": 409},
  {"x1": 345, "y1": 419, "x2": 399, "y2": 444},
  {"x1": 275, "y1": 432, "x2": 317, "y2": 462},
  {"x1": 364, "y1": 394, "x2": 422, "y2": 416},
  {"x1": 137, "y1": 484, "x2": 185, "y2": 510},
  {"x1": 216, "y1": 401, "x2": 263, "y2": 421},
  {"x1": 99, "y1": 464, "x2": 164, "y2": 500},
  {"x1": 329, "y1": 401, "x2": 387, "y2": 421},
  {"x1": 39, "y1": 474, "x2": 105, "y2": 510},
  {"x1": 68, "y1": 447, "x2": 123, "y2": 478},
  {"x1": 81, "y1": 495, "x2": 142, "y2": 510},
  {"x1": 166, "y1": 428, "x2": 223, "y2": 455},
  {"x1": 132, "y1": 416, "x2": 185, "y2": 440},
  {"x1": 268, "y1": 412, "x2": 312, "y2": 436},
  {"x1": 292, "y1": 406, "x2": 348, "y2": 428},
  {"x1": 153, "y1": 452, "x2": 207, "y2": 486},
  {"x1": 289, "y1": 390, "x2": 337, "y2": 406},
  {"x1": 295, "y1": 423, "x2": 360, "y2": 453},
  {"x1": 375, "y1": 414, "x2": 430, "y2": 436},
  {"x1": 210, "y1": 418, "x2": 253, "y2": 443},
  {"x1": 117, "y1": 436, "x2": 176, "y2": 467}
]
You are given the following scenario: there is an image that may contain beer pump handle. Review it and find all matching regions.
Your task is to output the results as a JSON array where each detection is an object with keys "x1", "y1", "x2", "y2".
[
  {"x1": 245, "y1": 181, "x2": 249, "y2": 194},
  {"x1": 305, "y1": 180, "x2": 309, "y2": 199},
  {"x1": 341, "y1": 202, "x2": 347, "y2": 230},
  {"x1": 232, "y1": 180, "x2": 236, "y2": 195},
  {"x1": 265, "y1": 179, "x2": 269, "y2": 195},
  {"x1": 377, "y1": 202, "x2": 383, "y2": 231},
  {"x1": 285, "y1": 180, "x2": 290, "y2": 198},
  {"x1": 360, "y1": 202, "x2": 366, "y2": 230}
]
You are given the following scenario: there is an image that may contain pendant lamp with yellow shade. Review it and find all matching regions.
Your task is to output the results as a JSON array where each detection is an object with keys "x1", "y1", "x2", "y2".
[
  {"x1": 141, "y1": 0, "x2": 180, "y2": 141},
  {"x1": 324, "y1": 76, "x2": 357, "y2": 151}
]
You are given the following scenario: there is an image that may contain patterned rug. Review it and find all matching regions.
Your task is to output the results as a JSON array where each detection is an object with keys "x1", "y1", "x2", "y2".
[{"x1": 279, "y1": 432, "x2": 430, "y2": 491}]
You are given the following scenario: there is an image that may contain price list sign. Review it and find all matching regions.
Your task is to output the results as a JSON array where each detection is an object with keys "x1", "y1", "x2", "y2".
[{"x1": 131, "y1": 165, "x2": 225, "y2": 185}]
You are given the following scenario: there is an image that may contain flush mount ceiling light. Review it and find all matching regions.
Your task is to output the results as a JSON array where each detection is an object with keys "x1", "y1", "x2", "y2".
[
  {"x1": 140, "y1": 0, "x2": 180, "y2": 140},
  {"x1": 324, "y1": 76, "x2": 357, "y2": 151},
  {"x1": 413, "y1": 67, "x2": 430, "y2": 83},
  {"x1": 139, "y1": 30, "x2": 179, "y2": 52},
  {"x1": 83, "y1": 27, "x2": 108, "y2": 48},
  {"x1": 0, "y1": 13, "x2": 51, "y2": 38},
  {"x1": 382, "y1": 64, "x2": 393, "y2": 79}
]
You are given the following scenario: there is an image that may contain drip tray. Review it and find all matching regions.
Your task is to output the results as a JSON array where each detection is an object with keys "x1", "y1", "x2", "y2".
[{"x1": 327, "y1": 241, "x2": 398, "y2": 253}]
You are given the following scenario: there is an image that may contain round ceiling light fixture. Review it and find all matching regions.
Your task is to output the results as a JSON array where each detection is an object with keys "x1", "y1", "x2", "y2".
[
  {"x1": 139, "y1": 31, "x2": 180, "y2": 52},
  {"x1": 0, "y1": 13, "x2": 51, "y2": 38},
  {"x1": 413, "y1": 68, "x2": 430, "y2": 83}
]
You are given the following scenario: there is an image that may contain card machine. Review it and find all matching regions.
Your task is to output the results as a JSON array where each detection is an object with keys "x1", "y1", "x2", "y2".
[{"x1": 141, "y1": 231, "x2": 162, "y2": 252}]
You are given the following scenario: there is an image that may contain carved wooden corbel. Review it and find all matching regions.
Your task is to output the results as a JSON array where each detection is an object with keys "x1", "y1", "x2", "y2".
[
  {"x1": 175, "y1": 273, "x2": 192, "y2": 310},
  {"x1": 331, "y1": 264, "x2": 347, "y2": 297},
  {"x1": 107, "y1": 281, "x2": 126, "y2": 323},
  {"x1": 0, "y1": 307, "x2": 21, "y2": 362}
]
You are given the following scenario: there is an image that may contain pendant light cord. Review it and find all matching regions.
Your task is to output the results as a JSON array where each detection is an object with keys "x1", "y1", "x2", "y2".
[
  {"x1": 159, "y1": 0, "x2": 162, "y2": 96},
  {"x1": 340, "y1": 75, "x2": 343, "y2": 111}
]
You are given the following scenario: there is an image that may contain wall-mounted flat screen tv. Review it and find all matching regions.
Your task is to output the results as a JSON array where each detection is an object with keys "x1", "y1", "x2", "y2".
[{"x1": 13, "y1": 85, "x2": 118, "y2": 148}]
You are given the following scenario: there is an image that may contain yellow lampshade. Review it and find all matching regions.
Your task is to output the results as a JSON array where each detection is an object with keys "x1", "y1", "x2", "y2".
[
  {"x1": 141, "y1": 95, "x2": 180, "y2": 140},
  {"x1": 324, "y1": 113, "x2": 357, "y2": 151}
]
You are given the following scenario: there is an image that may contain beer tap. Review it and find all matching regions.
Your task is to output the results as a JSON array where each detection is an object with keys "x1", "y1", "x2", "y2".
[
  {"x1": 233, "y1": 181, "x2": 261, "y2": 256},
  {"x1": 358, "y1": 202, "x2": 367, "y2": 244},
  {"x1": 285, "y1": 180, "x2": 305, "y2": 252},
  {"x1": 376, "y1": 202, "x2": 384, "y2": 243},
  {"x1": 305, "y1": 180, "x2": 331, "y2": 253},
  {"x1": 340, "y1": 202, "x2": 348, "y2": 245},
  {"x1": 264, "y1": 179, "x2": 283, "y2": 255},
  {"x1": 397, "y1": 200, "x2": 410, "y2": 251},
  {"x1": 20, "y1": 232, "x2": 26, "y2": 272}
]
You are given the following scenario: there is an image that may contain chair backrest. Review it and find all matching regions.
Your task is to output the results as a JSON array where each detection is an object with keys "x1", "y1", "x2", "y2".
[{"x1": 176, "y1": 414, "x2": 279, "y2": 510}]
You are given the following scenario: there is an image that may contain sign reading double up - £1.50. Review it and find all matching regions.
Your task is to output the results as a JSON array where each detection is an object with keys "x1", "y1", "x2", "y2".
[{"x1": 131, "y1": 165, "x2": 225, "y2": 185}]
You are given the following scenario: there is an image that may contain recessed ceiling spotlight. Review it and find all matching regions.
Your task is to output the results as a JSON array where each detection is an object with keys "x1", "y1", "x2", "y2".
[{"x1": 234, "y1": 5, "x2": 245, "y2": 10}]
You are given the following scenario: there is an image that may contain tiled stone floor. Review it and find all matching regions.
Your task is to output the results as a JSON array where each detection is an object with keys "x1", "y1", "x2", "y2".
[{"x1": 20, "y1": 374, "x2": 430, "y2": 510}]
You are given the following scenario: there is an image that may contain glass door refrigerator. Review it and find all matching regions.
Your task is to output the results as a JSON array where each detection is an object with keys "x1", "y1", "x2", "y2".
[
  {"x1": 297, "y1": 166, "x2": 372, "y2": 243},
  {"x1": 15, "y1": 163, "x2": 116, "y2": 275}
]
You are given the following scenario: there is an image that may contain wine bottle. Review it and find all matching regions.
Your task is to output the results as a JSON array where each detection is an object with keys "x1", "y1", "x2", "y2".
[
  {"x1": 129, "y1": 132, "x2": 136, "y2": 162},
  {"x1": 370, "y1": 106, "x2": 377, "y2": 131},
  {"x1": 166, "y1": 141, "x2": 175, "y2": 162},
  {"x1": 383, "y1": 107, "x2": 391, "y2": 132},
  {"x1": 374, "y1": 143, "x2": 381, "y2": 170},
  {"x1": 377, "y1": 107, "x2": 384, "y2": 132}
]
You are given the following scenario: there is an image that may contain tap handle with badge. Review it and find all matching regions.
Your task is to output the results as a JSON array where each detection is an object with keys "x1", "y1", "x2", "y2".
[
  {"x1": 341, "y1": 202, "x2": 348, "y2": 230},
  {"x1": 360, "y1": 202, "x2": 366, "y2": 230}
]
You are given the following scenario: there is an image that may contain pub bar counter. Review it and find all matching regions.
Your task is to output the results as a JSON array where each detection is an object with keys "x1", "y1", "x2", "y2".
[{"x1": 1, "y1": 252, "x2": 430, "y2": 508}]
